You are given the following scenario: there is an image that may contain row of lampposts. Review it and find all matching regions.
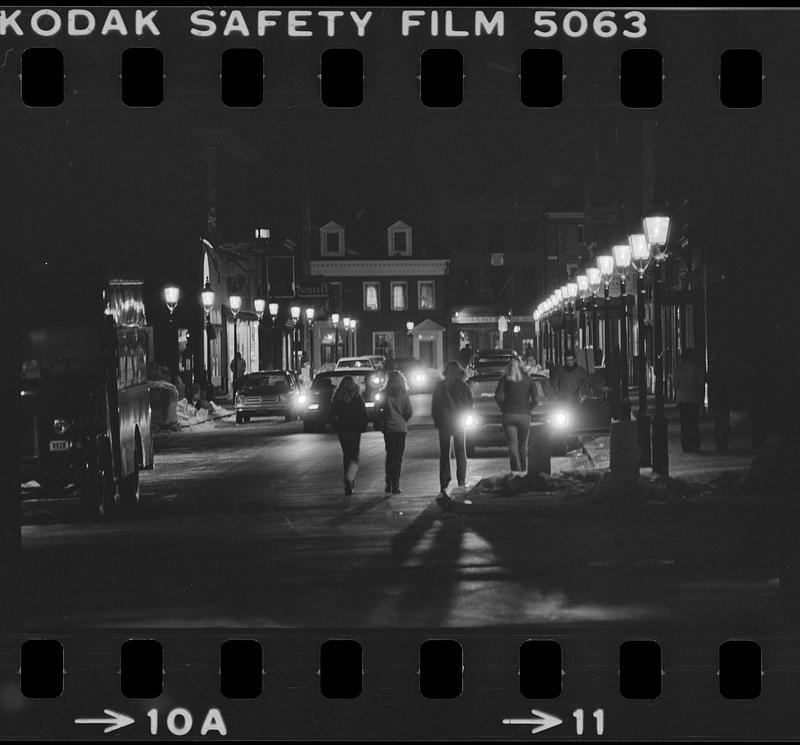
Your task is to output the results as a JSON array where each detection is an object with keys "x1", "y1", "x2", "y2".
[
  {"x1": 163, "y1": 283, "x2": 361, "y2": 386},
  {"x1": 533, "y1": 211, "x2": 671, "y2": 474}
]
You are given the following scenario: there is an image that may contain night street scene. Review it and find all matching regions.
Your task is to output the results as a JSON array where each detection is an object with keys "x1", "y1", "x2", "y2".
[{"x1": 1, "y1": 9, "x2": 800, "y2": 645}]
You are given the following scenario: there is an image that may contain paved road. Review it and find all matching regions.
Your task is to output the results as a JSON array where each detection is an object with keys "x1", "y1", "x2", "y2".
[{"x1": 18, "y1": 412, "x2": 779, "y2": 631}]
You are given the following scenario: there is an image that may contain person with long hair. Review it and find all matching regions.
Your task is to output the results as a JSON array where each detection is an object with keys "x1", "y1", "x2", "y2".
[
  {"x1": 431, "y1": 360, "x2": 473, "y2": 501},
  {"x1": 328, "y1": 375, "x2": 368, "y2": 496},
  {"x1": 375, "y1": 370, "x2": 413, "y2": 494},
  {"x1": 494, "y1": 357, "x2": 539, "y2": 475}
]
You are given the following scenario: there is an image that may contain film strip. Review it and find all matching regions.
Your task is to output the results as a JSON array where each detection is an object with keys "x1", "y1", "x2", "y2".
[{"x1": 1, "y1": 5, "x2": 799, "y2": 741}]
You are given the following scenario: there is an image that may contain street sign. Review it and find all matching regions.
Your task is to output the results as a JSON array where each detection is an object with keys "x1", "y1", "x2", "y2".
[{"x1": 491, "y1": 252, "x2": 504, "y2": 266}]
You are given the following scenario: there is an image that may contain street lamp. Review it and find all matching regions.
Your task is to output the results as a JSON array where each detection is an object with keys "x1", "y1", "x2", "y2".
[
  {"x1": 406, "y1": 320, "x2": 415, "y2": 356},
  {"x1": 164, "y1": 285, "x2": 180, "y2": 321},
  {"x1": 643, "y1": 211, "x2": 671, "y2": 475},
  {"x1": 597, "y1": 255, "x2": 615, "y2": 364},
  {"x1": 305, "y1": 307, "x2": 315, "y2": 378},
  {"x1": 566, "y1": 282, "x2": 577, "y2": 350},
  {"x1": 349, "y1": 318, "x2": 357, "y2": 356},
  {"x1": 268, "y1": 301, "x2": 279, "y2": 369},
  {"x1": 576, "y1": 274, "x2": 589, "y2": 349},
  {"x1": 587, "y1": 267, "x2": 602, "y2": 355},
  {"x1": 612, "y1": 243, "x2": 632, "y2": 420},
  {"x1": 332, "y1": 312, "x2": 340, "y2": 362},
  {"x1": 290, "y1": 304, "x2": 301, "y2": 372},
  {"x1": 254, "y1": 297, "x2": 266, "y2": 322},
  {"x1": 629, "y1": 232, "x2": 652, "y2": 465},
  {"x1": 201, "y1": 279, "x2": 215, "y2": 394},
  {"x1": 229, "y1": 294, "x2": 242, "y2": 391},
  {"x1": 342, "y1": 316, "x2": 350, "y2": 356}
]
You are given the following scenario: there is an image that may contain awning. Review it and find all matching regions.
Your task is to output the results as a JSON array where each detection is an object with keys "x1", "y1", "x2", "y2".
[{"x1": 451, "y1": 305, "x2": 534, "y2": 325}]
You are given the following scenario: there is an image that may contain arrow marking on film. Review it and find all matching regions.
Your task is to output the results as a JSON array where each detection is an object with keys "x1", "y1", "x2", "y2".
[
  {"x1": 74, "y1": 709, "x2": 135, "y2": 733},
  {"x1": 503, "y1": 708, "x2": 563, "y2": 735}
]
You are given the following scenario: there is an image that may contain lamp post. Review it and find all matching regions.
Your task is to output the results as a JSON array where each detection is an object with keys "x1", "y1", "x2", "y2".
[
  {"x1": 587, "y1": 267, "x2": 602, "y2": 358},
  {"x1": 332, "y1": 312, "x2": 340, "y2": 362},
  {"x1": 566, "y1": 282, "x2": 577, "y2": 351},
  {"x1": 342, "y1": 316, "x2": 350, "y2": 356},
  {"x1": 201, "y1": 279, "x2": 215, "y2": 395},
  {"x1": 305, "y1": 307, "x2": 315, "y2": 378},
  {"x1": 229, "y1": 294, "x2": 242, "y2": 391},
  {"x1": 406, "y1": 320, "x2": 415, "y2": 356},
  {"x1": 643, "y1": 212, "x2": 671, "y2": 476},
  {"x1": 349, "y1": 318, "x2": 357, "y2": 355},
  {"x1": 253, "y1": 297, "x2": 266, "y2": 371},
  {"x1": 164, "y1": 285, "x2": 180, "y2": 322},
  {"x1": 612, "y1": 243, "x2": 632, "y2": 420},
  {"x1": 268, "y1": 301, "x2": 279, "y2": 369},
  {"x1": 290, "y1": 304, "x2": 301, "y2": 372},
  {"x1": 597, "y1": 255, "x2": 615, "y2": 365},
  {"x1": 576, "y1": 274, "x2": 589, "y2": 349},
  {"x1": 630, "y1": 232, "x2": 652, "y2": 466}
]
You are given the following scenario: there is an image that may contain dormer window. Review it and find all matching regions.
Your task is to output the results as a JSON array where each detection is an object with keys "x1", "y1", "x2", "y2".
[
  {"x1": 321, "y1": 221, "x2": 345, "y2": 257},
  {"x1": 387, "y1": 220, "x2": 412, "y2": 256}
]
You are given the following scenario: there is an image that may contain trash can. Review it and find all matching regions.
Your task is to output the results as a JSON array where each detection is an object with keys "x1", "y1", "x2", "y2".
[
  {"x1": 610, "y1": 420, "x2": 639, "y2": 477},
  {"x1": 528, "y1": 422, "x2": 551, "y2": 475}
]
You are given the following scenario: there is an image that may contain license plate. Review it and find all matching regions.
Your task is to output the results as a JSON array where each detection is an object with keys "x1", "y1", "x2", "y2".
[{"x1": 48, "y1": 440, "x2": 70, "y2": 452}]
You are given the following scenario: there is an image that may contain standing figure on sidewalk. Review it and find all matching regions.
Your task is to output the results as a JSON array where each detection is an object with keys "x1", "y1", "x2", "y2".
[
  {"x1": 376, "y1": 370, "x2": 413, "y2": 495},
  {"x1": 707, "y1": 349, "x2": 731, "y2": 453},
  {"x1": 551, "y1": 349, "x2": 599, "y2": 402},
  {"x1": 432, "y1": 361, "x2": 473, "y2": 501},
  {"x1": 672, "y1": 348, "x2": 705, "y2": 453},
  {"x1": 328, "y1": 375, "x2": 368, "y2": 496},
  {"x1": 230, "y1": 351, "x2": 246, "y2": 394},
  {"x1": 494, "y1": 357, "x2": 539, "y2": 476}
]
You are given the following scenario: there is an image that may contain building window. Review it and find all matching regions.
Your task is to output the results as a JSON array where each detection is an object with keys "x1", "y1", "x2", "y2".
[
  {"x1": 390, "y1": 281, "x2": 407, "y2": 311},
  {"x1": 363, "y1": 281, "x2": 380, "y2": 311},
  {"x1": 418, "y1": 280, "x2": 435, "y2": 310},
  {"x1": 329, "y1": 282, "x2": 342, "y2": 313},
  {"x1": 373, "y1": 332, "x2": 395, "y2": 359},
  {"x1": 320, "y1": 221, "x2": 345, "y2": 257},
  {"x1": 387, "y1": 220, "x2": 412, "y2": 256}
]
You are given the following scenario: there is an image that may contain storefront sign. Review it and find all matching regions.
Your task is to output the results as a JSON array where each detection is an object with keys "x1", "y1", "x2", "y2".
[{"x1": 296, "y1": 282, "x2": 329, "y2": 298}]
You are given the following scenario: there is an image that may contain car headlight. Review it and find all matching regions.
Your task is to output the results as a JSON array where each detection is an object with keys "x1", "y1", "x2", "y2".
[
  {"x1": 374, "y1": 392, "x2": 382, "y2": 402},
  {"x1": 365, "y1": 401, "x2": 375, "y2": 408},
  {"x1": 297, "y1": 394, "x2": 308, "y2": 405},
  {"x1": 549, "y1": 410, "x2": 570, "y2": 428},
  {"x1": 461, "y1": 412, "x2": 479, "y2": 429},
  {"x1": 414, "y1": 372, "x2": 426, "y2": 383},
  {"x1": 371, "y1": 375, "x2": 382, "y2": 385},
  {"x1": 53, "y1": 418, "x2": 69, "y2": 436}
]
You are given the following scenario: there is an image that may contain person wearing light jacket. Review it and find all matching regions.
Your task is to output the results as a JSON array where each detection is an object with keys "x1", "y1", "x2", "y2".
[
  {"x1": 375, "y1": 370, "x2": 413, "y2": 495},
  {"x1": 672, "y1": 347, "x2": 706, "y2": 453}
]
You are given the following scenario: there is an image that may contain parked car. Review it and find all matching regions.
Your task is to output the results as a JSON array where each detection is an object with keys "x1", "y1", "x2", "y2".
[
  {"x1": 389, "y1": 357, "x2": 441, "y2": 393},
  {"x1": 234, "y1": 370, "x2": 304, "y2": 424},
  {"x1": 464, "y1": 370, "x2": 611, "y2": 457},
  {"x1": 369, "y1": 354, "x2": 387, "y2": 370},
  {"x1": 466, "y1": 348, "x2": 520, "y2": 378},
  {"x1": 300, "y1": 369, "x2": 383, "y2": 433}
]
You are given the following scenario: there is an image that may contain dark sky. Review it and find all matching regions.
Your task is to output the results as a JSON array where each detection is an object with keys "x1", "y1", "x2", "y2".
[{"x1": 3, "y1": 8, "x2": 799, "y2": 338}]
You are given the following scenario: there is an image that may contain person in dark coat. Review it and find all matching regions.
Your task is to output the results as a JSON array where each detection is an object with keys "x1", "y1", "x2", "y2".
[
  {"x1": 551, "y1": 350, "x2": 599, "y2": 402},
  {"x1": 494, "y1": 357, "x2": 538, "y2": 475},
  {"x1": 431, "y1": 361, "x2": 473, "y2": 500},
  {"x1": 458, "y1": 344, "x2": 472, "y2": 368},
  {"x1": 707, "y1": 349, "x2": 731, "y2": 453},
  {"x1": 376, "y1": 370, "x2": 413, "y2": 494},
  {"x1": 672, "y1": 348, "x2": 705, "y2": 453},
  {"x1": 328, "y1": 375, "x2": 368, "y2": 496},
  {"x1": 230, "y1": 351, "x2": 246, "y2": 393}
]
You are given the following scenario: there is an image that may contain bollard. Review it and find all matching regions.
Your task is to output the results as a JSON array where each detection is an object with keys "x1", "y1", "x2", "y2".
[
  {"x1": 528, "y1": 422, "x2": 551, "y2": 476},
  {"x1": 610, "y1": 420, "x2": 640, "y2": 477}
]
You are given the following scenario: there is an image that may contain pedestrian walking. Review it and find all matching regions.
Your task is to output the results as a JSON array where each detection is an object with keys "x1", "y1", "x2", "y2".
[
  {"x1": 707, "y1": 349, "x2": 731, "y2": 453},
  {"x1": 328, "y1": 375, "x2": 368, "y2": 496},
  {"x1": 551, "y1": 349, "x2": 598, "y2": 402},
  {"x1": 432, "y1": 360, "x2": 473, "y2": 503},
  {"x1": 459, "y1": 343, "x2": 472, "y2": 368},
  {"x1": 672, "y1": 348, "x2": 705, "y2": 453},
  {"x1": 230, "y1": 351, "x2": 246, "y2": 393},
  {"x1": 494, "y1": 357, "x2": 538, "y2": 476},
  {"x1": 375, "y1": 370, "x2": 413, "y2": 494}
]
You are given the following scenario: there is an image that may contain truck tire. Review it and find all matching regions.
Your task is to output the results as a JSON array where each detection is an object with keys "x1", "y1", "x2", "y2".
[{"x1": 79, "y1": 443, "x2": 116, "y2": 519}]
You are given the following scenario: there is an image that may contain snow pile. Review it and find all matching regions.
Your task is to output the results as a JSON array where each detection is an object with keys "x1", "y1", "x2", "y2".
[
  {"x1": 149, "y1": 380, "x2": 180, "y2": 432},
  {"x1": 175, "y1": 398, "x2": 233, "y2": 429}
]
